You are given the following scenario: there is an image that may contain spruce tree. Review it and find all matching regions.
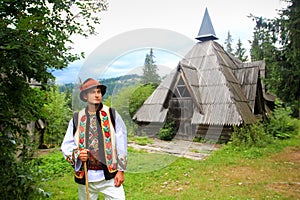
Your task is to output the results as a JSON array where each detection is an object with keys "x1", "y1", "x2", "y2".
[
  {"x1": 224, "y1": 31, "x2": 234, "y2": 55},
  {"x1": 249, "y1": 0, "x2": 300, "y2": 117},
  {"x1": 235, "y1": 39, "x2": 248, "y2": 62},
  {"x1": 141, "y1": 48, "x2": 161, "y2": 85}
]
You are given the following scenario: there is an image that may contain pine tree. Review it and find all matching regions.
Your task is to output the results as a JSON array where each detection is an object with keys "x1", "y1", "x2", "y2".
[
  {"x1": 224, "y1": 31, "x2": 234, "y2": 55},
  {"x1": 249, "y1": 0, "x2": 300, "y2": 117},
  {"x1": 235, "y1": 39, "x2": 248, "y2": 62},
  {"x1": 141, "y1": 48, "x2": 161, "y2": 85}
]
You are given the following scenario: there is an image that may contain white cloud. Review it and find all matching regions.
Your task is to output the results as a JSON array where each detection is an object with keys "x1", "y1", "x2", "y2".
[{"x1": 53, "y1": 0, "x2": 289, "y2": 84}]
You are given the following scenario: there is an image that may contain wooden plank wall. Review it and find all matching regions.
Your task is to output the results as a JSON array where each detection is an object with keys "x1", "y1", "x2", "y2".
[
  {"x1": 195, "y1": 125, "x2": 232, "y2": 143},
  {"x1": 136, "y1": 122, "x2": 163, "y2": 137}
]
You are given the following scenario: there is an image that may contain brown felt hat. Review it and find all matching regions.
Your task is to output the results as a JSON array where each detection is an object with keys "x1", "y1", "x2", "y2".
[{"x1": 80, "y1": 78, "x2": 107, "y2": 102}]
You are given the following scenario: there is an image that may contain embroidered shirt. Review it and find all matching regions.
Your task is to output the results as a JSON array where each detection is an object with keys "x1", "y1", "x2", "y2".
[{"x1": 87, "y1": 112, "x2": 102, "y2": 169}]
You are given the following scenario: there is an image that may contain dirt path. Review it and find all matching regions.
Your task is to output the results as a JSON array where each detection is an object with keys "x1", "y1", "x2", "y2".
[{"x1": 128, "y1": 138, "x2": 221, "y2": 160}]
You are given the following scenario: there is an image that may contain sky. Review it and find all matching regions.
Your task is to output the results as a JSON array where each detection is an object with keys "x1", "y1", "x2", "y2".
[{"x1": 53, "y1": 0, "x2": 288, "y2": 84}]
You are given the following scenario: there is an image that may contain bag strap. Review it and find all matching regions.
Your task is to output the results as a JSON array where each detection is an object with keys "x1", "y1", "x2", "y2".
[
  {"x1": 109, "y1": 107, "x2": 116, "y2": 129},
  {"x1": 72, "y1": 112, "x2": 79, "y2": 136}
]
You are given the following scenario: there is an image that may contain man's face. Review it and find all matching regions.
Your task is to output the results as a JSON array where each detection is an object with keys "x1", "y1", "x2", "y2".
[{"x1": 84, "y1": 87, "x2": 102, "y2": 105}]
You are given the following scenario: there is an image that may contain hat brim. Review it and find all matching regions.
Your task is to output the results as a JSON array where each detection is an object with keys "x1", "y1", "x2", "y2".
[{"x1": 80, "y1": 85, "x2": 107, "y2": 102}]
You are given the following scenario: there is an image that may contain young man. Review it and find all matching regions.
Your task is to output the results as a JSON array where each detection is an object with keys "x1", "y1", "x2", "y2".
[{"x1": 61, "y1": 78, "x2": 127, "y2": 200}]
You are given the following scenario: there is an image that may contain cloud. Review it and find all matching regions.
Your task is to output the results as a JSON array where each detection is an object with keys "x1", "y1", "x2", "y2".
[
  {"x1": 53, "y1": 0, "x2": 288, "y2": 84},
  {"x1": 100, "y1": 48, "x2": 181, "y2": 79},
  {"x1": 52, "y1": 60, "x2": 83, "y2": 84}
]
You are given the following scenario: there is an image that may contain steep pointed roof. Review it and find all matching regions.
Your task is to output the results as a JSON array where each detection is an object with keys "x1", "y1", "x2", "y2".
[
  {"x1": 133, "y1": 40, "x2": 258, "y2": 126},
  {"x1": 180, "y1": 41, "x2": 255, "y2": 125},
  {"x1": 195, "y1": 8, "x2": 218, "y2": 42}
]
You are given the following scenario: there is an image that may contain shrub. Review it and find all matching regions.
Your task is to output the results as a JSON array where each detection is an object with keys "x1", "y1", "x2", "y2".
[
  {"x1": 158, "y1": 127, "x2": 174, "y2": 141},
  {"x1": 31, "y1": 149, "x2": 73, "y2": 180},
  {"x1": 129, "y1": 83, "x2": 156, "y2": 118},
  {"x1": 158, "y1": 114, "x2": 177, "y2": 141},
  {"x1": 231, "y1": 122, "x2": 273, "y2": 148},
  {"x1": 230, "y1": 101, "x2": 300, "y2": 149},
  {"x1": 264, "y1": 101, "x2": 300, "y2": 139},
  {"x1": 0, "y1": 133, "x2": 43, "y2": 199}
]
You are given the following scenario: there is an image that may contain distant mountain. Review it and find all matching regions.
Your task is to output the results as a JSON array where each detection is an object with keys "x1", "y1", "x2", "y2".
[
  {"x1": 59, "y1": 74, "x2": 142, "y2": 99},
  {"x1": 100, "y1": 74, "x2": 141, "y2": 98}
]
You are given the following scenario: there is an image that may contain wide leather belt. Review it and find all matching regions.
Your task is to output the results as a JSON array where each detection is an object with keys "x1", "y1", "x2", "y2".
[
  {"x1": 88, "y1": 157, "x2": 103, "y2": 170},
  {"x1": 88, "y1": 164, "x2": 103, "y2": 170}
]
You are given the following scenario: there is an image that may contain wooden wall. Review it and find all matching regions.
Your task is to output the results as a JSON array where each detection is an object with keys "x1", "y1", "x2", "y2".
[
  {"x1": 136, "y1": 122, "x2": 163, "y2": 137},
  {"x1": 136, "y1": 97, "x2": 233, "y2": 143},
  {"x1": 195, "y1": 125, "x2": 232, "y2": 143}
]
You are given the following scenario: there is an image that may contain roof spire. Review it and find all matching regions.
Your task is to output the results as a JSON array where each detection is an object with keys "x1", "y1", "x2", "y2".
[{"x1": 195, "y1": 8, "x2": 218, "y2": 41}]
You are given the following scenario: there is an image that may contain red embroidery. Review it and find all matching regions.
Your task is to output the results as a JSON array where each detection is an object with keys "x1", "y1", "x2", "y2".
[
  {"x1": 79, "y1": 126, "x2": 84, "y2": 132},
  {"x1": 79, "y1": 138, "x2": 84, "y2": 143},
  {"x1": 101, "y1": 111, "x2": 107, "y2": 116},
  {"x1": 100, "y1": 110, "x2": 115, "y2": 172},
  {"x1": 105, "y1": 132, "x2": 110, "y2": 137},
  {"x1": 103, "y1": 120, "x2": 109, "y2": 126},
  {"x1": 106, "y1": 142, "x2": 112, "y2": 148},
  {"x1": 79, "y1": 115, "x2": 86, "y2": 149}
]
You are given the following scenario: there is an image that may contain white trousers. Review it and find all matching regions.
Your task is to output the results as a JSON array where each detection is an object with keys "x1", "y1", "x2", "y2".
[{"x1": 78, "y1": 179, "x2": 125, "y2": 200}]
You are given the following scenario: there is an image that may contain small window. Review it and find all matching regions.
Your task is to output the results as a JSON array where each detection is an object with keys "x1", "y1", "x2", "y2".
[{"x1": 175, "y1": 76, "x2": 191, "y2": 98}]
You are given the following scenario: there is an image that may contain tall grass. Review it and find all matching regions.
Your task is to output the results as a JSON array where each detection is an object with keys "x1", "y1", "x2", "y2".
[{"x1": 231, "y1": 101, "x2": 300, "y2": 149}]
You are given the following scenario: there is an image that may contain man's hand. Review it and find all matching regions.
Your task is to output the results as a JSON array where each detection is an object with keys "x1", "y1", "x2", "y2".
[
  {"x1": 114, "y1": 171, "x2": 124, "y2": 187},
  {"x1": 78, "y1": 149, "x2": 89, "y2": 162}
]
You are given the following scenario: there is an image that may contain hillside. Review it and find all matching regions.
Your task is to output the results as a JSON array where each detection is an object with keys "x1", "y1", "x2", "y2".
[{"x1": 58, "y1": 74, "x2": 141, "y2": 99}]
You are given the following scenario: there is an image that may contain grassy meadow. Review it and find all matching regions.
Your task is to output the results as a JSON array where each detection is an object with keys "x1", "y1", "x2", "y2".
[{"x1": 35, "y1": 134, "x2": 300, "y2": 200}]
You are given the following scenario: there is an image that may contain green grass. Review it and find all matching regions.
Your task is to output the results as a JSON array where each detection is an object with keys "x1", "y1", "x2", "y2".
[
  {"x1": 129, "y1": 136, "x2": 153, "y2": 146},
  {"x1": 36, "y1": 135, "x2": 300, "y2": 200},
  {"x1": 38, "y1": 175, "x2": 78, "y2": 199}
]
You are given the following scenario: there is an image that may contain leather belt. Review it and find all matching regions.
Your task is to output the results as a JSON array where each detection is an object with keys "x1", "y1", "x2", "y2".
[{"x1": 88, "y1": 164, "x2": 103, "y2": 170}]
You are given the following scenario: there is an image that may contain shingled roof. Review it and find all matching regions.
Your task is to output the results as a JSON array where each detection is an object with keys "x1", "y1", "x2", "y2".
[
  {"x1": 133, "y1": 40, "x2": 259, "y2": 126},
  {"x1": 180, "y1": 40, "x2": 257, "y2": 125}
]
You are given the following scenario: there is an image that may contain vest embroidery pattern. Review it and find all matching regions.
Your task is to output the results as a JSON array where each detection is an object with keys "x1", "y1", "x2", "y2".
[
  {"x1": 100, "y1": 110, "x2": 117, "y2": 172},
  {"x1": 79, "y1": 115, "x2": 86, "y2": 149},
  {"x1": 73, "y1": 114, "x2": 87, "y2": 179}
]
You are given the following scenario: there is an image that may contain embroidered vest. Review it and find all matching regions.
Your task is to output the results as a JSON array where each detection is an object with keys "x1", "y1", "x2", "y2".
[{"x1": 74, "y1": 105, "x2": 118, "y2": 173}]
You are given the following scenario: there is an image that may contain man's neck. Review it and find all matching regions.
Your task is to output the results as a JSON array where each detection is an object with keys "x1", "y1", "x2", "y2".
[{"x1": 87, "y1": 103, "x2": 100, "y2": 112}]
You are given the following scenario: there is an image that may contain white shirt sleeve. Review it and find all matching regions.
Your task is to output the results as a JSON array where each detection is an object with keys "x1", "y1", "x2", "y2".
[
  {"x1": 61, "y1": 118, "x2": 82, "y2": 172},
  {"x1": 114, "y1": 111, "x2": 128, "y2": 171}
]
